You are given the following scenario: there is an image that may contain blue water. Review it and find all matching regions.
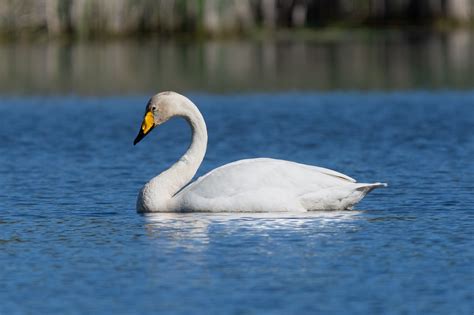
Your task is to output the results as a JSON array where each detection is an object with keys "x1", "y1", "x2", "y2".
[{"x1": 0, "y1": 92, "x2": 473, "y2": 314}]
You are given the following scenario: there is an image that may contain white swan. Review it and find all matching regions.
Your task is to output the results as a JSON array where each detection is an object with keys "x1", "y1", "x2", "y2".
[{"x1": 133, "y1": 92, "x2": 386, "y2": 213}]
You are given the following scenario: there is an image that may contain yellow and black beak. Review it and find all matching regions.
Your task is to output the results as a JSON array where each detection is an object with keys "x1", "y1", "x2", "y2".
[{"x1": 133, "y1": 111, "x2": 155, "y2": 145}]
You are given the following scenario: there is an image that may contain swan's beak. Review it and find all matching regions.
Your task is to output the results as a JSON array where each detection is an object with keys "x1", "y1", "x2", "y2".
[{"x1": 133, "y1": 111, "x2": 155, "y2": 145}]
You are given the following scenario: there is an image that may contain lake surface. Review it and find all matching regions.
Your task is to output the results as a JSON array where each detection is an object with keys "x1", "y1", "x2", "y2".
[
  {"x1": 0, "y1": 92, "x2": 473, "y2": 314},
  {"x1": 1, "y1": 30, "x2": 474, "y2": 94}
]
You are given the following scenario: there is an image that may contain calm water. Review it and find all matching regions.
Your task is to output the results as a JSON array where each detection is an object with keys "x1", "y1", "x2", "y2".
[
  {"x1": 1, "y1": 30, "x2": 474, "y2": 94},
  {"x1": 0, "y1": 92, "x2": 473, "y2": 314}
]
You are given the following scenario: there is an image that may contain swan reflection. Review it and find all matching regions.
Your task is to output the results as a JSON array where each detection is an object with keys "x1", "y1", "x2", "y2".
[{"x1": 143, "y1": 211, "x2": 361, "y2": 251}]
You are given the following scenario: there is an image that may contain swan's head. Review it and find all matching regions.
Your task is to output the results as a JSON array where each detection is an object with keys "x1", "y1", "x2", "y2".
[{"x1": 133, "y1": 92, "x2": 180, "y2": 145}]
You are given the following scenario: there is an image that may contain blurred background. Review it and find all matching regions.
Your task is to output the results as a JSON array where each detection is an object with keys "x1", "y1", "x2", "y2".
[
  {"x1": 1, "y1": 2, "x2": 474, "y2": 315},
  {"x1": 0, "y1": 0, "x2": 473, "y2": 94}
]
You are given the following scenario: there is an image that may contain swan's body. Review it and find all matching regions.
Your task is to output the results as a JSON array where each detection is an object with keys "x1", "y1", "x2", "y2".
[{"x1": 134, "y1": 92, "x2": 386, "y2": 213}]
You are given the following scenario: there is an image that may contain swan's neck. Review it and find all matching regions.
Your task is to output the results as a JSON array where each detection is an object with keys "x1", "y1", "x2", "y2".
[
  {"x1": 163, "y1": 105, "x2": 207, "y2": 196},
  {"x1": 140, "y1": 99, "x2": 207, "y2": 211}
]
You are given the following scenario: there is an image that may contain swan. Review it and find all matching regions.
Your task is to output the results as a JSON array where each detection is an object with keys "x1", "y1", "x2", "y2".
[{"x1": 133, "y1": 91, "x2": 386, "y2": 213}]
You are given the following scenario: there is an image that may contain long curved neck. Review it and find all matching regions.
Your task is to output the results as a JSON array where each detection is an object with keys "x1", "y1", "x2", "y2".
[
  {"x1": 147, "y1": 98, "x2": 207, "y2": 204},
  {"x1": 166, "y1": 103, "x2": 208, "y2": 196}
]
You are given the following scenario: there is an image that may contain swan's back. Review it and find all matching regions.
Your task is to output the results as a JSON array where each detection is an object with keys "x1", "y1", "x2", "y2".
[{"x1": 174, "y1": 158, "x2": 385, "y2": 212}]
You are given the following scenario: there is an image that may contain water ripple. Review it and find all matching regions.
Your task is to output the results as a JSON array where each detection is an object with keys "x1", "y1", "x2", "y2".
[{"x1": 0, "y1": 93, "x2": 473, "y2": 314}]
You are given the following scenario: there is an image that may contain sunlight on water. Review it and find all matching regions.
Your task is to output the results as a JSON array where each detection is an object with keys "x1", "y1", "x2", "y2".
[{"x1": 144, "y1": 211, "x2": 361, "y2": 248}]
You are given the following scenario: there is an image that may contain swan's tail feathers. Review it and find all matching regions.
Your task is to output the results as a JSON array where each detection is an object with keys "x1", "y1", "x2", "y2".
[{"x1": 355, "y1": 182, "x2": 388, "y2": 194}]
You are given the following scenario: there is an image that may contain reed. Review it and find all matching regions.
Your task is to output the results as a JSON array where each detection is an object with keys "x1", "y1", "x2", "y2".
[{"x1": 0, "y1": 0, "x2": 473, "y2": 38}]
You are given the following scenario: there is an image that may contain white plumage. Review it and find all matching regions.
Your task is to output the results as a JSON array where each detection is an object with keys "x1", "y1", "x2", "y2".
[{"x1": 133, "y1": 92, "x2": 386, "y2": 213}]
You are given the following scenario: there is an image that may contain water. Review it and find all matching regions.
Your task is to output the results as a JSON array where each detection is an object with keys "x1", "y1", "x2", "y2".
[
  {"x1": 0, "y1": 92, "x2": 473, "y2": 314},
  {"x1": 1, "y1": 30, "x2": 474, "y2": 94}
]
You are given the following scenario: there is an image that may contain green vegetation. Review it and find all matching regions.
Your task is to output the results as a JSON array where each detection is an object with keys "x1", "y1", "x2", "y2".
[{"x1": 0, "y1": 0, "x2": 473, "y2": 40}]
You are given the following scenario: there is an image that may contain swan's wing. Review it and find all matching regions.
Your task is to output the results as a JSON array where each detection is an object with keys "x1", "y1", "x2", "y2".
[
  {"x1": 178, "y1": 158, "x2": 356, "y2": 200},
  {"x1": 174, "y1": 158, "x2": 385, "y2": 212},
  {"x1": 297, "y1": 164, "x2": 356, "y2": 183}
]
